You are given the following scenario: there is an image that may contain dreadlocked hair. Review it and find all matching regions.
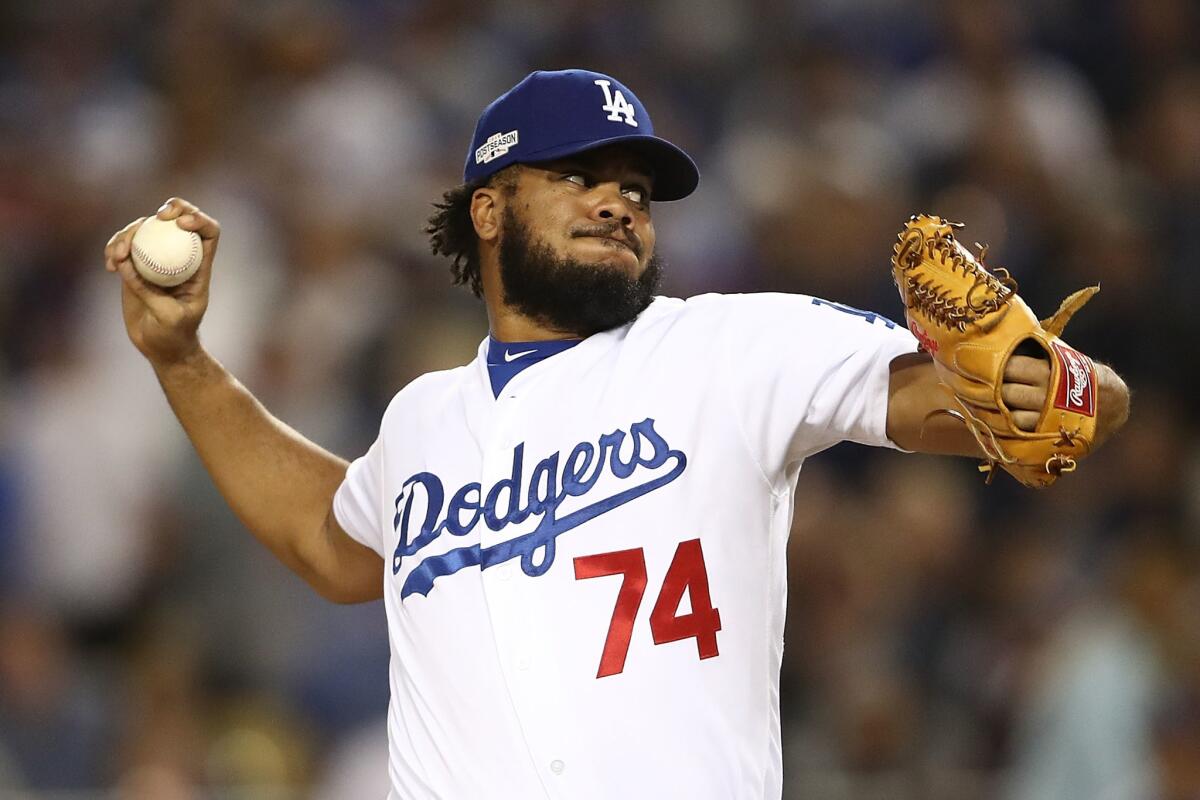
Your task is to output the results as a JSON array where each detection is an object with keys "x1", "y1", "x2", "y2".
[{"x1": 425, "y1": 167, "x2": 517, "y2": 298}]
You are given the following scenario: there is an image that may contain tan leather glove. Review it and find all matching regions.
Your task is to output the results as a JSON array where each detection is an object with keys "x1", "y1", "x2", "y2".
[{"x1": 891, "y1": 214, "x2": 1100, "y2": 488}]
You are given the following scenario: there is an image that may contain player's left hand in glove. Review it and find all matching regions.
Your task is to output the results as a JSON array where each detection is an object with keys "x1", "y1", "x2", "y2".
[{"x1": 890, "y1": 214, "x2": 1100, "y2": 488}]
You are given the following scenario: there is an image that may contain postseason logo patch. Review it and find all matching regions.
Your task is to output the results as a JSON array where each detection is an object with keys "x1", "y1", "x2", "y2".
[
  {"x1": 475, "y1": 130, "x2": 519, "y2": 165},
  {"x1": 1050, "y1": 341, "x2": 1096, "y2": 416}
]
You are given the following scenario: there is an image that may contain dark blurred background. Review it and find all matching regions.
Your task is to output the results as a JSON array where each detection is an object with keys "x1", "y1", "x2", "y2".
[{"x1": 0, "y1": 0, "x2": 1197, "y2": 798}]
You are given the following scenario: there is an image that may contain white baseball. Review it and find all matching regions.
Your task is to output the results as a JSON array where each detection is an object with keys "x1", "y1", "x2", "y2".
[{"x1": 130, "y1": 217, "x2": 203, "y2": 287}]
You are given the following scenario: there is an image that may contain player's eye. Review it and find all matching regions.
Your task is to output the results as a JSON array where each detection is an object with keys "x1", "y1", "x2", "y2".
[
  {"x1": 563, "y1": 173, "x2": 589, "y2": 187},
  {"x1": 622, "y1": 186, "x2": 648, "y2": 206}
]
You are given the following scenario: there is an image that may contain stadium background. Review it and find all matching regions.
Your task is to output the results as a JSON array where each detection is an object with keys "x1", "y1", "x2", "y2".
[{"x1": 1, "y1": 0, "x2": 1197, "y2": 797}]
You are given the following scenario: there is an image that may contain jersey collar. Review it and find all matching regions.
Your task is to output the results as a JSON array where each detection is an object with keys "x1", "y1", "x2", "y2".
[{"x1": 485, "y1": 337, "x2": 582, "y2": 398}]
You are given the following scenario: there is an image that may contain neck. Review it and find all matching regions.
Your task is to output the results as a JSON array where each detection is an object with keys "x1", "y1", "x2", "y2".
[{"x1": 487, "y1": 303, "x2": 581, "y2": 343}]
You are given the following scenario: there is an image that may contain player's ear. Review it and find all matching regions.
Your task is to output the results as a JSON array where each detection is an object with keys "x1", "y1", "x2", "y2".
[{"x1": 470, "y1": 186, "x2": 502, "y2": 243}]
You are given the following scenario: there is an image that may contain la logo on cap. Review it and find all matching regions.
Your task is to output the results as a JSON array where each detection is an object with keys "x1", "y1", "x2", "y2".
[{"x1": 595, "y1": 80, "x2": 638, "y2": 127}]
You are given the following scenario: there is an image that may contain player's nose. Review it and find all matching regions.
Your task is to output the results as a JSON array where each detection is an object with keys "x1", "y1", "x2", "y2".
[{"x1": 589, "y1": 182, "x2": 634, "y2": 227}]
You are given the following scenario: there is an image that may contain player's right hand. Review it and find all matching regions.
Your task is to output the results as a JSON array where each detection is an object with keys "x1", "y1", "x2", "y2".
[{"x1": 104, "y1": 198, "x2": 219, "y2": 368}]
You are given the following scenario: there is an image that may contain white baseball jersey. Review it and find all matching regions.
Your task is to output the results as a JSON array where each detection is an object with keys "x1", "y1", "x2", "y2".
[{"x1": 334, "y1": 292, "x2": 918, "y2": 799}]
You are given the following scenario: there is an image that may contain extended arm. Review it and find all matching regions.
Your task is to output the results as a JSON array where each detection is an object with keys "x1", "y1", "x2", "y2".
[
  {"x1": 886, "y1": 351, "x2": 1131, "y2": 457},
  {"x1": 104, "y1": 199, "x2": 382, "y2": 603}
]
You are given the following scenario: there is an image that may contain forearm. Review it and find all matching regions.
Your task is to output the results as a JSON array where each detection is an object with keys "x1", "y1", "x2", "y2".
[
  {"x1": 153, "y1": 346, "x2": 349, "y2": 583},
  {"x1": 887, "y1": 353, "x2": 983, "y2": 456}
]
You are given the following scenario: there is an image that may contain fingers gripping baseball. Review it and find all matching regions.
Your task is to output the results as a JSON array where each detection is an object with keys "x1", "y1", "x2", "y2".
[
  {"x1": 104, "y1": 198, "x2": 221, "y2": 367},
  {"x1": 157, "y1": 196, "x2": 222, "y2": 246}
]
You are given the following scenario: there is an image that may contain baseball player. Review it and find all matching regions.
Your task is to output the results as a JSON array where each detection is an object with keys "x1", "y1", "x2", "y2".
[{"x1": 103, "y1": 69, "x2": 1130, "y2": 799}]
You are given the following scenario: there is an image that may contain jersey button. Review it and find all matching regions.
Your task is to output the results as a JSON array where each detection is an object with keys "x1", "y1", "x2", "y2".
[{"x1": 549, "y1": 760, "x2": 565, "y2": 775}]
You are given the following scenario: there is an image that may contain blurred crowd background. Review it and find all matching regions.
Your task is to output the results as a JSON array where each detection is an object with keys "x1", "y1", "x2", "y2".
[{"x1": 0, "y1": 0, "x2": 1197, "y2": 797}]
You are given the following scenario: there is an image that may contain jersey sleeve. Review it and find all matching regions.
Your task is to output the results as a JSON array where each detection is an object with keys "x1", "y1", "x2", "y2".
[
  {"x1": 712, "y1": 293, "x2": 920, "y2": 477},
  {"x1": 333, "y1": 433, "x2": 386, "y2": 557}
]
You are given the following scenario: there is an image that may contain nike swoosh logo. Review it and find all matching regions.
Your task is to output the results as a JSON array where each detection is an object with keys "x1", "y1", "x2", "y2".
[{"x1": 504, "y1": 349, "x2": 537, "y2": 362}]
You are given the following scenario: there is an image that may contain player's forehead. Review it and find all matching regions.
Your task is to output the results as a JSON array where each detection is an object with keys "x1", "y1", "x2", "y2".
[{"x1": 528, "y1": 145, "x2": 655, "y2": 185}]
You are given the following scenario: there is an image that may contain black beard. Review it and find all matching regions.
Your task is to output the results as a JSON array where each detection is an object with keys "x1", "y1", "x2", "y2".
[{"x1": 497, "y1": 208, "x2": 662, "y2": 338}]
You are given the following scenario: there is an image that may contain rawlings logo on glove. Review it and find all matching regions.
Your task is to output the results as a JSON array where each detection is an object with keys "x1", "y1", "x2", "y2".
[
  {"x1": 1051, "y1": 341, "x2": 1096, "y2": 415},
  {"x1": 891, "y1": 214, "x2": 1100, "y2": 488}
]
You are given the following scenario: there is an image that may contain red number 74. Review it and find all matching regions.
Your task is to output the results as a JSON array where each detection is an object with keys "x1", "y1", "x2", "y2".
[{"x1": 573, "y1": 538, "x2": 721, "y2": 679}]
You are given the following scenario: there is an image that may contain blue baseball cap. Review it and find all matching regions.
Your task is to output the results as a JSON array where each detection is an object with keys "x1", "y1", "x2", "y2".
[{"x1": 464, "y1": 69, "x2": 700, "y2": 201}]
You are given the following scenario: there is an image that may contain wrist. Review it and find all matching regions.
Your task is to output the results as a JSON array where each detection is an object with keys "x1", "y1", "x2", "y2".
[
  {"x1": 1094, "y1": 364, "x2": 1130, "y2": 448},
  {"x1": 150, "y1": 341, "x2": 210, "y2": 383}
]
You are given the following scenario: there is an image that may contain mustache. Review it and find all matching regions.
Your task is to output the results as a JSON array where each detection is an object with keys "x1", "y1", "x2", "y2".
[{"x1": 571, "y1": 223, "x2": 643, "y2": 258}]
